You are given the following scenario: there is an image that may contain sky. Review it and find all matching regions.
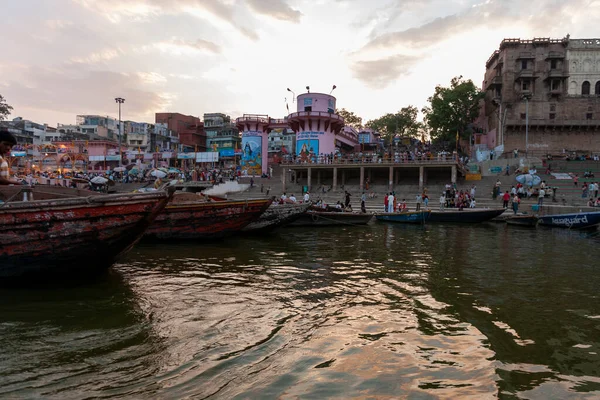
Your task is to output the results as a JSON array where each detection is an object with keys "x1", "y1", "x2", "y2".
[{"x1": 1, "y1": 0, "x2": 599, "y2": 127}]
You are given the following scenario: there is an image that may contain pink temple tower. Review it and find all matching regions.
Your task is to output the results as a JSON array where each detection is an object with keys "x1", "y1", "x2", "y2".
[
  {"x1": 235, "y1": 114, "x2": 270, "y2": 176},
  {"x1": 287, "y1": 92, "x2": 345, "y2": 162}
]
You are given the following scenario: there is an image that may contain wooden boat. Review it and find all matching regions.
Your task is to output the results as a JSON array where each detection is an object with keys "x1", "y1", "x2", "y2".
[
  {"x1": 288, "y1": 210, "x2": 373, "y2": 227},
  {"x1": 145, "y1": 198, "x2": 273, "y2": 239},
  {"x1": 505, "y1": 214, "x2": 538, "y2": 227},
  {"x1": 375, "y1": 210, "x2": 431, "y2": 224},
  {"x1": 537, "y1": 211, "x2": 600, "y2": 229},
  {"x1": 241, "y1": 202, "x2": 311, "y2": 233},
  {"x1": 425, "y1": 208, "x2": 506, "y2": 223},
  {"x1": 0, "y1": 186, "x2": 171, "y2": 279}
]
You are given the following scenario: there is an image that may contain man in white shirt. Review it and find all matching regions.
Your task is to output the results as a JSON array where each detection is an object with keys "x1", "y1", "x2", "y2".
[
  {"x1": 387, "y1": 192, "x2": 395, "y2": 213},
  {"x1": 470, "y1": 185, "x2": 476, "y2": 198},
  {"x1": 538, "y1": 188, "x2": 545, "y2": 206},
  {"x1": 280, "y1": 192, "x2": 287, "y2": 202},
  {"x1": 303, "y1": 192, "x2": 310, "y2": 203},
  {"x1": 439, "y1": 193, "x2": 446, "y2": 211},
  {"x1": 289, "y1": 194, "x2": 297, "y2": 203}
]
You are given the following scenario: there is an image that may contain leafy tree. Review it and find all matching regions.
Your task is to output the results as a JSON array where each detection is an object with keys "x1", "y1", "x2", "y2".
[
  {"x1": 0, "y1": 94, "x2": 13, "y2": 121},
  {"x1": 365, "y1": 106, "x2": 421, "y2": 146},
  {"x1": 336, "y1": 108, "x2": 363, "y2": 131},
  {"x1": 421, "y1": 76, "x2": 484, "y2": 148}
]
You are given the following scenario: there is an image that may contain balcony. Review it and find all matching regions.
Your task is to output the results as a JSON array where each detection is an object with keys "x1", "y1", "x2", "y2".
[
  {"x1": 515, "y1": 70, "x2": 535, "y2": 80},
  {"x1": 549, "y1": 88, "x2": 563, "y2": 97},
  {"x1": 516, "y1": 52, "x2": 535, "y2": 60},
  {"x1": 544, "y1": 69, "x2": 569, "y2": 80},
  {"x1": 546, "y1": 51, "x2": 565, "y2": 59}
]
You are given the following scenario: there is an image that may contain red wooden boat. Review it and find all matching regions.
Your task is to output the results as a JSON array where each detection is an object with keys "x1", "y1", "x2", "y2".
[
  {"x1": 0, "y1": 186, "x2": 172, "y2": 279},
  {"x1": 145, "y1": 197, "x2": 273, "y2": 240}
]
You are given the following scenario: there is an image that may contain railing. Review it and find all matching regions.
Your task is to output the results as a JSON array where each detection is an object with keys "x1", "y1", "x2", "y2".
[
  {"x1": 287, "y1": 111, "x2": 344, "y2": 121},
  {"x1": 280, "y1": 155, "x2": 459, "y2": 166}
]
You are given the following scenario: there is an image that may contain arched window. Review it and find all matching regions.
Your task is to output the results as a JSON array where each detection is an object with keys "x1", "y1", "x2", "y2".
[
  {"x1": 582, "y1": 81, "x2": 591, "y2": 95},
  {"x1": 595, "y1": 81, "x2": 600, "y2": 95}
]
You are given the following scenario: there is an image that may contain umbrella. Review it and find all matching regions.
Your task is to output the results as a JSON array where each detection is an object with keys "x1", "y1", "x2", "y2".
[
  {"x1": 516, "y1": 174, "x2": 541, "y2": 186},
  {"x1": 128, "y1": 168, "x2": 139, "y2": 175},
  {"x1": 113, "y1": 166, "x2": 126, "y2": 172},
  {"x1": 151, "y1": 169, "x2": 167, "y2": 179},
  {"x1": 90, "y1": 176, "x2": 108, "y2": 185},
  {"x1": 168, "y1": 167, "x2": 181, "y2": 174}
]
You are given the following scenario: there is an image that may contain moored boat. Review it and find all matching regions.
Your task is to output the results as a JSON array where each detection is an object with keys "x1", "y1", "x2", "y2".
[
  {"x1": 241, "y1": 202, "x2": 311, "y2": 233},
  {"x1": 505, "y1": 214, "x2": 538, "y2": 227},
  {"x1": 0, "y1": 186, "x2": 172, "y2": 279},
  {"x1": 537, "y1": 211, "x2": 600, "y2": 229},
  {"x1": 287, "y1": 210, "x2": 373, "y2": 227},
  {"x1": 425, "y1": 208, "x2": 506, "y2": 223},
  {"x1": 145, "y1": 198, "x2": 273, "y2": 239},
  {"x1": 375, "y1": 210, "x2": 431, "y2": 224}
]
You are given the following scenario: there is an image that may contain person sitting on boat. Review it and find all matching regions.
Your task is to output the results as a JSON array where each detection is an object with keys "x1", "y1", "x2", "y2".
[
  {"x1": 345, "y1": 204, "x2": 353, "y2": 212},
  {"x1": 288, "y1": 194, "x2": 297, "y2": 203},
  {"x1": 334, "y1": 201, "x2": 343, "y2": 211},
  {"x1": 303, "y1": 192, "x2": 310, "y2": 203},
  {"x1": 400, "y1": 199, "x2": 407, "y2": 212},
  {"x1": 0, "y1": 130, "x2": 23, "y2": 185}
]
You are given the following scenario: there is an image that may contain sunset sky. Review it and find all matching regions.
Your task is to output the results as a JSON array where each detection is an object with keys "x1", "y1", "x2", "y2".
[{"x1": 2, "y1": 0, "x2": 599, "y2": 127}]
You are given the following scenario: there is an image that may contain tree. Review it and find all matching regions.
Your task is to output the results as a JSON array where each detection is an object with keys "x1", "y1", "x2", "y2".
[
  {"x1": 0, "y1": 94, "x2": 13, "y2": 121},
  {"x1": 421, "y1": 76, "x2": 484, "y2": 148},
  {"x1": 336, "y1": 108, "x2": 363, "y2": 131},
  {"x1": 365, "y1": 106, "x2": 421, "y2": 146}
]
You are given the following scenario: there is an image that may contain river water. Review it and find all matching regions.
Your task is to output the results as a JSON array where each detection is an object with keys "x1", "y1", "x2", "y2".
[{"x1": 1, "y1": 223, "x2": 600, "y2": 399}]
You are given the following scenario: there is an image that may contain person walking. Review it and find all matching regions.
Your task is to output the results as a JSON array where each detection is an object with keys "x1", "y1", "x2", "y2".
[
  {"x1": 512, "y1": 194, "x2": 520, "y2": 214},
  {"x1": 538, "y1": 187, "x2": 546, "y2": 206},
  {"x1": 502, "y1": 191, "x2": 510, "y2": 208},
  {"x1": 439, "y1": 193, "x2": 446, "y2": 211}
]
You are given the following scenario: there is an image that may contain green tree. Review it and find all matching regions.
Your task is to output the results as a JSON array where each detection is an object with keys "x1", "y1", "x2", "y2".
[
  {"x1": 0, "y1": 94, "x2": 13, "y2": 121},
  {"x1": 336, "y1": 108, "x2": 363, "y2": 131},
  {"x1": 421, "y1": 76, "x2": 484, "y2": 148},
  {"x1": 365, "y1": 106, "x2": 421, "y2": 146}
]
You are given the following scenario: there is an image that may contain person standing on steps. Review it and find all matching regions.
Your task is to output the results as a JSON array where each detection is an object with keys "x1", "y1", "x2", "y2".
[
  {"x1": 502, "y1": 190, "x2": 510, "y2": 208},
  {"x1": 415, "y1": 193, "x2": 422, "y2": 211},
  {"x1": 360, "y1": 192, "x2": 367, "y2": 213}
]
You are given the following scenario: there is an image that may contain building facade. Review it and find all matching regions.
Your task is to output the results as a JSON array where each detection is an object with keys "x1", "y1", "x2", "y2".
[
  {"x1": 204, "y1": 113, "x2": 240, "y2": 157},
  {"x1": 481, "y1": 36, "x2": 600, "y2": 156},
  {"x1": 155, "y1": 112, "x2": 207, "y2": 151}
]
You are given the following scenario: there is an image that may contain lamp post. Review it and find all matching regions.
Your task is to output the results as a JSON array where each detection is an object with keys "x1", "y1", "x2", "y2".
[
  {"x1": 286, "y1": 88, "x2": 296, "y2": 103},
  {"x1": 329, "y1": 85, "x2": 337, "y2": 95},
  {"x1": 115, "y1": 97, "x2": 125, "y2": 167}
]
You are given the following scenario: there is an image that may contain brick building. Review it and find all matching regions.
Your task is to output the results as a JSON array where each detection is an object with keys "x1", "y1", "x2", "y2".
[
  {"x1": 155, "y1": 112, "x2": 207, "y2": 151},
  {"x1": 481, "y1": 36, "x2": 600, "y2": 156}
]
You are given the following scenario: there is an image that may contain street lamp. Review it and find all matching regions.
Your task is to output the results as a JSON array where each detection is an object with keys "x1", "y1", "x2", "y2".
[
  {"x1": 115, "y1": 97, "x2": 125, "y2": 167},
  {"x1": 329, "y1": 85, "x2": 337, "y2": 95},
  {"x1": 522, "y1": 93, "x2": 532, "y2": 158},
  {"x1": 286, "y1": 88, "x2": 296, "y2": 102},
  {"x1": 306, "y1": 85, "x2": 310, "y2": 93}
]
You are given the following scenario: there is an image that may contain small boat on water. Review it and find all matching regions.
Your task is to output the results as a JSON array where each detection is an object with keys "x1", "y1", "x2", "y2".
[
  {"x1": 537, "y1": 211, "x2": 600, "y2": 229},
  {"x1": 145, "y1": 196, "x2": 273, "y2": 239},
  {"x1": 425, "y1": 208, "x2": 506, "y2": 223},
  {"x1": 241, "y1": 202, "x2": 311, "y2": 233},
  {"x1": 0, "y1": 185, "x2": 172, "y2": 279},
  {"x1": 288, "y1": 210, "x2": 373, "y2": 227},
  {"x1": 505, "y1": 214, "x2": 538, "y2": 227},
  {"x1": 375, "y1": 210, "x2": 431, "y2": 224}
]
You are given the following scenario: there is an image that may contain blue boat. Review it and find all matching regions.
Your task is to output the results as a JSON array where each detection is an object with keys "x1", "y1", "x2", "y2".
[
  {"x1": 537, "y1": 211, "x2": 600, "y2": 229},
  {"x1": 376, "y1": 210, "x2": 430, "y2": 224},
  {"x1": 426, "y1": 208, "x2": 506, "y2": 223}
]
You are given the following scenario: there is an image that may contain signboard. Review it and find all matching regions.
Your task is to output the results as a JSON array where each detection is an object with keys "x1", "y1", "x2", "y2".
[
  {"x1": 143, "y1": 153, "x2": 154, "y2": 160},
  {"x1": 219, "y1": 149, "x2": 235, "y2": 157},
  {"x1": 196, "y1": 152, "x2": 219, "y2": 163},
  {"x1": 106, "y1": 155, "x2": 121, "y2": 161},
  {"x1": 303, "y1": 98, "x2": 313, "y2": 106},
  {"x1": 10, "y1": 151, "x2": 26, "y2": 157},
  {"x1": 161, "y1": 152, "x2": 173, "y2": 159},
  {"x1": 358, "y1": 133, "x2": 370, "y2": 144},
  {"x1": 89, "y1": 155, "x2": 104, "y2": 161},
  {"x1": 297, "y1": 131, "x2": 324, "y2": 140},
  {"x1": 177, "y1": 153, "x2": 196, "y2": 160}
]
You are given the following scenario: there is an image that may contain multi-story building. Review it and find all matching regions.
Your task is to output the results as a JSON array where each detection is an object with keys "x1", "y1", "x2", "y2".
[
  {"x1": 155, "y1": 112, "x2": 207, "y2": 151},
  {"x1": 124, "y1": 121, "x2": 152, "y2": 151},
  {"x1": 480, "y1": 36, "x2": 600, "y2": 155},
  {"x1": 0, "y1": 117, "x2": 60, "y2": 145},
  {"x1": 76, "y1": 115, "x2": 120, "y2": 141},
  {"x1": 204, "y1": 113, "x2": 240, "y2": 157}
]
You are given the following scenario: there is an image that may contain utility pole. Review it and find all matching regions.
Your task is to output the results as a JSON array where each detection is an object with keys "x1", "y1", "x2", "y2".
[{"x1": 115, "y1": 97, "x2": 125, "y2": 166}]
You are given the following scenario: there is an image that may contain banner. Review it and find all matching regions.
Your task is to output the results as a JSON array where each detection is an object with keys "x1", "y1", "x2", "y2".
[
  {"x1": 89, "y1": 156, "x2": 105, "y2": 161},
  {"x1": 177, "y1": 153, "x2": 196, "y2": 160},
  {"x1": 10, "y1": 151, "x2": 26, "y2": 157},
  {"x1": 106, "y1": 155, "x2": 121, "y2": 161},
  {"x1": 196, "y1": 152, "x2": 219, "y2": 162}
]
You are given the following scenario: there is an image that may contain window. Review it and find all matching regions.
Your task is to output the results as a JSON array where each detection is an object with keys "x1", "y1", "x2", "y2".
[
  {"x1": 522, "y1": 80, "x2": 530, "y2": 91},
  {"x1": 550, "y1": 104, "x2": 556, "y2": 112},
  {"x1": 551, "y1": 80, "x2": 560, "y2": 91},
  {"x1": 304, "y1": 106, "x2": 312, "y2": 112},
  {"x1": 587, "y1": 113, "x2": 593, "y2": 120},
  {"x1": 596, "y1": 81, "x2": 600, "y2": 95},
  {"x1": 550, "y1": 59, "x2": 557, "y2": 69},
  {"x1": 582, "y1": 81, "x2": 591, "y2": 95},
  {"x1": 521, "y1": 60, "x2": 528, "y2": 70},
  {"x1": 520, "y1": 113, "x2": 526, "y2": 120},
  {"x1": 549, "y1": 113, "x2": 556, "y2": 119}
]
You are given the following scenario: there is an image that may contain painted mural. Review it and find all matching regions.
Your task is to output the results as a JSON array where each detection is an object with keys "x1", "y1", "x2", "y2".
[
  {"x1": 297, "y1": 139, "x2": 319, "y2": 163},
  {"x1": 241, "y1": 132, "x2": 262, "y2": 175}
]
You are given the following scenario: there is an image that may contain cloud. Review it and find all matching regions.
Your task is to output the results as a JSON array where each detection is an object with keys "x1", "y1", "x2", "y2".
[
  {"x1": 246, "y1": 0, "x2": 302, "y2": 22},
  {"x1": 150, "y1": 37, "x2": 221, "y2": 54},
  {"x1": 351, "y1": 54, "x2": 421, "y2": 89},
  {"x1": 69, "y1": 48, "x2": 124, "y2": 64},
  {"x1": 1, "y1": 65, "x2": 171, "y2": 121}
]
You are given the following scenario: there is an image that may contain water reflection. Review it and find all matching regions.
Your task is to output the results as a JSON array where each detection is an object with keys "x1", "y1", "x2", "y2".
[{"x1": 1, "y1": 224, "x2": 599, "y2": 398}]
